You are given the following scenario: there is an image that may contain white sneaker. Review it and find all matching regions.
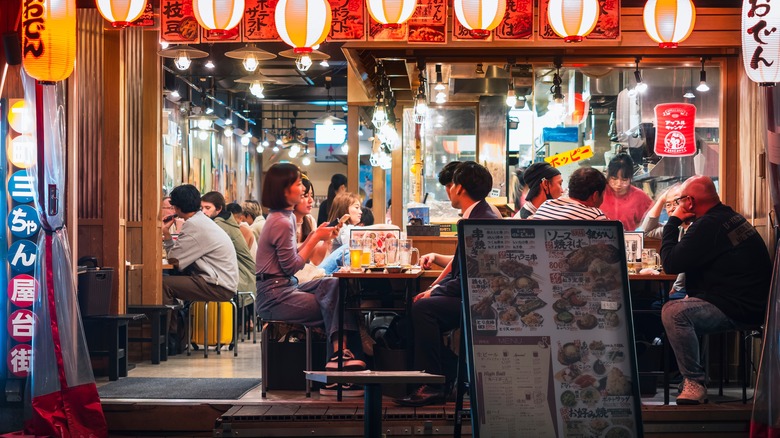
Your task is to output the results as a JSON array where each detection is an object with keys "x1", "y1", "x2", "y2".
[
  {"x1": 319, "y1": 383, "x2": 364, "y2": 397},
  {"x1": 677, "y1": 379, "x2": 708, "y2": 405}
]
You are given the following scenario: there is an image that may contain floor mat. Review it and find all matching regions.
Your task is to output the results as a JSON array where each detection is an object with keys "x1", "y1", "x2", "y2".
[{"x1": 98, "y1": 377, "x2": 261, "y2": 400}]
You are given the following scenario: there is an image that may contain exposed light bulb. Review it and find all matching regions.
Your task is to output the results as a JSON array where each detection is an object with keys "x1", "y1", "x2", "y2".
[
  {"x1": 224, "y1": 126, "x2": 234, "y2": 137},
  {"x1": 241, "y1": 135, "x2": 251, "y2": 146},
  {"x1": 295, "y1": 54, "x2": 313, "y2": 72},
  {"x1": 205, "y1": 59, "x2": 215, "y2": 69},
  {"x1": 683, "y1": 90, "x2": 695, "y2": 99},
  {"x1": 435, "y1": 91, "x2": 447, "y2": 104},
  {"x1": 636, "y1": 82, "x2": 648, "y2": 93},
  {"x1": 262, "y1": 139, "x2": 269, "y2": 147},
  {"x1": 434, "y1": 82, "x2": 445, "y2": 91},
  {"x1": 302, "y1": 156, "x2": 311, "y2": 166},
  {"x1": 198, "y1": 130, "x2": 209, "y2": 140},
  {"x1": 224, "y1": 118, "x2": 232, "y2": 125},
  {"x1": 341, "y1": 142, "x2": 349, "y2": 153},
  {"x1": 288, "y1": 149, "x2": 298, "y2": 158},
  {"x1": 276, "y1": 138, "x2": 283, "y2": 145},
  {"x1": 249, "y1": 82, "x2": 265, "y2": 98},
  {"x1": 197, "y1": 119, "x2": 213, "y2": 130},
  {"x1": 174, "y1": 52, "x2": 191, "y2": 70},
  {"x1": 372, "y1": 100, "x2": 388, "y2": 129},
  {"x1": 414, "y1": 93, "x2": 428, "y2": 124},
  {"x1": 272, "y1": 145, "x2": 280, "y2": 152},
  {"x1": 256, "y1": 145, "x2": 265, "y2": 153},
  {"x1": 290, "y1": 144, "x2": 301, "y2": 155},
  {"x1": 243, "y1": 53, "x2": 259, "y2": 72},
  {"x1": 171, "y1": 90, "x2": 180, "y2": 98},
  {"x1": 320, "y1": 59, "x2": 330, "y2": 67},
  {"x1": 506, "y1": 89, "x2": 516, "y2": 107},
  {"x1": 205, "y1": 107, "x2": 214, "y2": 114}
]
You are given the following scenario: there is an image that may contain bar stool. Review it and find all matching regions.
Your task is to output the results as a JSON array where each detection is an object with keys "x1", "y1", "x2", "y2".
[
  {"x1": 236, "y1": 291, "x2": 256, "y2": 343},
  {"x1": 186, "y1": 297, "x2": 239, "y2": 358},
  {"x1": 258, "y1": 311, "x2": 313, "y2": 398},
  {"x1": 717, "y1": 326, "x2": 763, "y2": 403}
]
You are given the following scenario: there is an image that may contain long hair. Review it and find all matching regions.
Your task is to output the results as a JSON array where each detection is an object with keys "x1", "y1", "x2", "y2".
[
  {"x1": 327, "y1": 192, "x2": 360, "y2": 223},
  {"x1": 300, "y1": 177, "x2": 315, "y2": 240},
  {"x1": 326, "y1": 173, "x2": 348, "y2": 204}
]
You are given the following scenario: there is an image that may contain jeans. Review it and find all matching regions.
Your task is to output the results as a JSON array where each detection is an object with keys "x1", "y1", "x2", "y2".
[
  {"x1": 661, "y1": 297, "x2": 738, "y2": 385},
  {"x1": 318, "y1": 245, "x2": 348, "y2": 275}
]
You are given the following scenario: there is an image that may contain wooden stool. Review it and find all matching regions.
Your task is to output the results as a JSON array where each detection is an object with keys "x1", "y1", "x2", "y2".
[
  {"x1": 127, "y1": 304, "x2": 179, "y2": 364},
  {"x1": 83, "y1": 314, "x2": 145, "y2": 380}
]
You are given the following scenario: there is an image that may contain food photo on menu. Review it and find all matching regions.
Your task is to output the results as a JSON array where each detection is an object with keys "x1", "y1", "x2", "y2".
[{"x1": 461, "y1": 222, "x2": 641, "y2": 437}]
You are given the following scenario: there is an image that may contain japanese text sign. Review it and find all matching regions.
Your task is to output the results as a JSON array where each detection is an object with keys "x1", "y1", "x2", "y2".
[
  {"x1": 160, "y1": 0, "x2": 200, "y2": 43},
  {"x1": 243, "y1": 0, "x2": 281, "y2": 41},
  {"x1": 544, "y1": 145, "x2": 594, "y2": 168},
  {"x1": 328, "y1": 0, "x2": 365, "y2": 40},
  {"x1": 742, "y1": 0, "x2": 780, "y2": 84},
  {"x1": 653, "y1": 103, "x2": 697, "y2": 157}
]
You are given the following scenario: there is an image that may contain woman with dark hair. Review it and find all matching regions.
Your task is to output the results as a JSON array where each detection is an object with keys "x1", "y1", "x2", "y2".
[
  {"x1": 257, "y1": 164, "x2": 365, "y2": 396},
  {"x1": 294, "y1": 177, "x2": 317, "y2": 244},
  {"x1": 226, "y1": 202, "x2": 256, "y2": 258},
  {"x1": 316, "y1": 173, "x2": 348, "y2": 225},
  {"x1": 600, "y1": 153, "x2": 653, "y2": 230}
]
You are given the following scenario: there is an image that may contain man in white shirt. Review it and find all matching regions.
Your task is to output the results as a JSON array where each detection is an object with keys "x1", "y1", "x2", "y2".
[{"x1": 531, "y1": 167, "x2": 608, "y2": 221}]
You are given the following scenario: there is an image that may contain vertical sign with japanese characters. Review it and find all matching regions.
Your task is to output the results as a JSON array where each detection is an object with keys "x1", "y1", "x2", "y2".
[
  {"x1": 243, "y1": 0, "x2": 282, "y2": 41},
  {"x1": 494, "y1": 0, "x2": 534, "y2": 40},
  {"x1": 459, "y1": 220, "x2": 643, "y2": 438},
  {"x1": 4, "y1": 98, "x2": 39, "y2": 380},
  {"x1": 741, "y1": 0, "x2": 780, "y2": 85},
  {"x1": 407, "y1": 0, "x2": 447, "y2": 43},
  {"x1": 327, "y1": 0, "x2": 365, "y2": 41},
  {"x1": 653, "y1": 103, "x2": 697, "y2": 157},
  {"x1": 159, "y1": 0, "x2": 201, "y2": 43}
]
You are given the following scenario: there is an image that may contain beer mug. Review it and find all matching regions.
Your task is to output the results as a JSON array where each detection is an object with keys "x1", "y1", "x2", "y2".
[
  {"x1": 642, "y1": 248, "x2": 661, "y2": 270},
  {"x1": 398, "y1": 239, "x2": 420, "y2": 269},
  {"x1": 342, "y1": 238, "x2": 362, "y2": 272}
]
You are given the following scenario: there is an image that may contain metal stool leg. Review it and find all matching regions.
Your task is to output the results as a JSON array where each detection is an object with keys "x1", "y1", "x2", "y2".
[
  {"x1": 186, "y1": 305, "x2": 192, "y2": 357},
  {"x1": 261, "y1": 320, "x2": 269, "y2": 398},
  {"x1": 232, "y1": 299, "x2": 238, "y2": 357},
  {"x1": 304, "y1": 325, "x2": 312, "y2": 398},
  {"x1": 203, "y1": 302, "x2": 209, "y2": 358}
]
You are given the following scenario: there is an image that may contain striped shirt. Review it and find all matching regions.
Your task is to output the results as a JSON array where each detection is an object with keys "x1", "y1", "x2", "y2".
[{"x1": 530, "y1": 197, "x2": 607, "y2": 221}]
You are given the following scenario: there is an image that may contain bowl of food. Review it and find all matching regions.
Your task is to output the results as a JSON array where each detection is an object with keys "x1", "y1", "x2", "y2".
[{"x1": 385, "y1": 266, "x2": 404, "y2": 274}]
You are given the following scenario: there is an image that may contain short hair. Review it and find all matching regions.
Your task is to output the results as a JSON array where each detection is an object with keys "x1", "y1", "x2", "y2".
[
  {"x1": 226, "y1": 202, "x2": 243, "y2": 215},
  {"x1": 202, "y1": 191, "x2": 230, "y2": 219},
  {"x1": 169, "y1": 184, "x2": 201, "y2": 213},
  {"x1": 360, "y1": 207, "x2": 374, "y2": 226},
  {"x1": 607, "y1": 153, "x2": 634, "y2": 179},
  {"x1": 438, "y1": 161, "x2": 462, "y2": 186},
  {"x1": 452, "y1": 161, "x2": 492, "y2": 201},
  {"x1": 242, "y1": 200, "x2": 261, "y2": 220},
  {"x1": 328, "y1": 192, "x2": 361, "y2": 223},
  {"x1": 568, "y1": 167, "x2": 607, "y2": 202},
  {"x1": 262, "y1": 163, "x2": 301, "y2": 210}
]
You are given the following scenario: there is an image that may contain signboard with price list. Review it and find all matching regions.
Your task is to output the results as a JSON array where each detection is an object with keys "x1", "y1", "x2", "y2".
[{"x1": 458, "y1": 220, "x2": 642, "y2": 438}]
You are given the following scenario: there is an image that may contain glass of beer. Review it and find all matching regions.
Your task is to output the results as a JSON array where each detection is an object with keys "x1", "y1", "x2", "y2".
[
  {"x1": 348, "y1": 238, "x2": 363, "y2": 272},
  {"x1": 361, "y1": 237, "x2": 373, "y2": 267}
]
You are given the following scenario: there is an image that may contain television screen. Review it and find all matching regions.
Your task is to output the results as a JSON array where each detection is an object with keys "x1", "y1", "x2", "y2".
[{"x1": 315, "y1": 124, "x2": 347, "y2": 145}]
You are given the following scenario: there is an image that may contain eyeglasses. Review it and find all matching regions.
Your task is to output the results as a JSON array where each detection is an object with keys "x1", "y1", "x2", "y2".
[{"x1": 672, "y1": 195, "x2": 692, "y2": 205}]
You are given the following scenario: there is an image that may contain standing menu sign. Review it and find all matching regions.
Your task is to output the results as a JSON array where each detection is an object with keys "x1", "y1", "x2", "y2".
[{"x1": 458, "y1": 220, "x2": 643, "y2": 438}]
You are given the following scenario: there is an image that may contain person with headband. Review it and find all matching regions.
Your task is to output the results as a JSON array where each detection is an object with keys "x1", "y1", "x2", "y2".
[{"x1": 513, "y1": 162, "x2": 564, "y2": 219}]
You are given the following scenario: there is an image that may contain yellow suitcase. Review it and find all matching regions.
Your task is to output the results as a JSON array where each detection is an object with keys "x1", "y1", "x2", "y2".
[{"x1": 190, "y1": 301, "x2": 234, "y2": 347}]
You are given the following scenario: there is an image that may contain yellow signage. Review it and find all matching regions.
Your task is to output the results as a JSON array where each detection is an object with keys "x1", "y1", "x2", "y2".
[{"x1": 544, "y1": 145, "x2": 594, "y2": 168}]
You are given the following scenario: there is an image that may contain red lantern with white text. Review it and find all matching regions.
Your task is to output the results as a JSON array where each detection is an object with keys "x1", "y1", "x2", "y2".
[
  {"x1": 367, "y1": 0, "x2": 418, "y2": 28},
  {"x1": 643, "y1": 0, "x2": 696, "y2": 48},
  {"x1": 453, "y1": 0, "x2": 507, "y2": 38},
  {"x1": 96, "y1": 0, "x2": 148, "y2": 28},
  {"x1": 547, "y1": 0, "x2": 599, "y2": 43},
  {"x1": 22, "y1": 0, "x2": 77, "y2": 83},
  {"x1": 193, "y1": 0, "x2": 245, "y2": 35},
  {"x1": 742, "y1": 0, "x2": 780, "y2": 85}
]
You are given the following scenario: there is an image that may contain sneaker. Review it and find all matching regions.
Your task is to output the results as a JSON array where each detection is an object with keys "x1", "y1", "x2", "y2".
[
  {"x1": 319, "y1": 383, "x2": 364, "y2": 397},
  {"x1": 325, "y1": 349, "x2": 367, "y2": 371},
  {"x1": 677, "y1": 379, "x2": 708, "y2": 405},
  {"x1": 394, "y1": 385, "x2": 447, "y2": 407}
]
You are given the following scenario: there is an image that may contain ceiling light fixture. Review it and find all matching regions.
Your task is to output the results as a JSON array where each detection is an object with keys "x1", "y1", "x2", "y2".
[
  {"x1": 205, "y1": 59, "x2": 215, "y2": 69},
  {"x1": 302, "y1": 155, "x2": 311, "y2": 166},
  {"x1": 373, "y1": 95, "x2": 388, "y2": 129},
  {"x1": 551, "y1": 59, "x2": 565, "y2": 104},
  {"x1": 158, "y1": 45, "x2": 208, "y2": 71},
  {"x1": 634, "y1": 57, "x2": 648, "y2": 93},
  {"x1": 435, "y1": 91, "x2": 447, "y2": 104},
  {"x1": 683, "y1": 68, "x2": 696, "y2": 99},
  {"x1": 313, "y1": 76, "x2": 345, "y2": 125},
  {"x1": 171, "y1": 90, "x2": 180, "y2": 99},
  {"x1": 241, "y1": 132, "x2": 251, "y2": 146},
  {"x1": 414, "y1": 60, "x2": 428, "y2": 124},
  {"x1": 225, "y1": 44, "x2": 277, "y2": 72},
  {"x1": 696, "y1": 57, "x2": 710, "y2": 92},
  {"x1": 257, "y1": 144, "x2": 265, "y2": 154},
  {"x1": 235, "y1": 71, "x2": 276, "y2": 99}
]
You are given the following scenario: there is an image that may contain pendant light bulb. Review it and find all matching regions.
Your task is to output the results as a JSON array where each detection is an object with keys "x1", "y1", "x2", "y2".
[
  {"x1": 506, "y1": 88, "x2": 516, "y2": 107},
  {"x1": 243, "y1": 53, "x2": 259, "y2": 72},
  {"x1": 302, "y1": 156, "x2": 311, "y2": 166},
  {"x1": 296, "y1": 54, "x2": 313, "y2": 72},
  {"x1": 174, "y1": 52, "x2": 191, "y2": 70},
  {"x1": 256, "y1": 145, "x2": 265, "y2": 153},
  {"x1": 224, "y1": 126, "x2": 234, "y2": 137}
]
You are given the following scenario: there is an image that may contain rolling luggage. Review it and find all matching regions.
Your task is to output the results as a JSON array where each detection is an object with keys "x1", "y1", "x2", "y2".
[{"x1": 190, "y1": 301, "x2": 234, "y2": 347}]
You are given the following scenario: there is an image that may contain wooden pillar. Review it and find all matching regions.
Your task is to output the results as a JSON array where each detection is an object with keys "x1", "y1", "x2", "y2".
[
  {"x1": 140, "y1": 30, "x2": 163, "y2": 304},
  {"x1": 347, "y1": 105, "x2": 359, "y2": 194},
  {"x1": 390, "y1": 107, "x2": 403, "y2": 227}
]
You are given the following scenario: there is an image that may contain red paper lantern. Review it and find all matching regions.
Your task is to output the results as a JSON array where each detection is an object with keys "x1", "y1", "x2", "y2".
[
  {"x1": 193, "y1": 0, "x2": 245, "y2": 35},
  {"x1": 21, "y1": 0, "x2": 77, "y2": 83},
  {"x1": 643, "y1": 0, "x2": 696, "y2": 48},
  {"x1": 453, "y1": 0, "x2": 507, "y2": 38},
  {"x1": 96, "y1": 0, "x2": 148, "y2": 28}
]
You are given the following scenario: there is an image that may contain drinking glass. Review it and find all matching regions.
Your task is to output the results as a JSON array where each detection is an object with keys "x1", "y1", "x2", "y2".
[
  {"x1": 642, "y1": 248, "x2": 660, "y2": 270},
  {"x1": 385, "y1": 238, "x2": 399, "y2": 266},
  {"x1": 347, "y1": 238, "x2": 363, "y2": 271},
  {"x1": 361, "y1": 237, "x2": 373, "y2": 267},
  {"x1": 398, "y1": 239, "x2": 420, "y2": 268}
]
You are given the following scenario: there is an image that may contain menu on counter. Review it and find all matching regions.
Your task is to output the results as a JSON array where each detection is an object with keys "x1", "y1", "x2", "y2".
[{"x1": 458, "y1": 220, "x2": 643, "y2": 438}]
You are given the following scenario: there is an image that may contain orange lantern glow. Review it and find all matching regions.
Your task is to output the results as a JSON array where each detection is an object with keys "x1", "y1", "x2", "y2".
[
  {"x1": 453, "y1": 0, "x2": 507, "y2": 38},
  {"x1": 193, "y1": 0, "x2": 245, "y2": 35},
  {"x1": 21, "y1": 0, "x2": 77, "y2": 83},
  {"x1": 367, "y1": 0, "x2": 418, "y2": 28},
  {"x1": 547, "y1": 0, "x2": 599, "y2": 43},
  {"x1": 96, "y1": 0, "x2": 148, "y2": 28},
  {"x1": 643, "y1": 0, "x2": 696, "y2": 48},
  {"x1": 275, "y1": 0, "x2": 332, "y2": 70}
]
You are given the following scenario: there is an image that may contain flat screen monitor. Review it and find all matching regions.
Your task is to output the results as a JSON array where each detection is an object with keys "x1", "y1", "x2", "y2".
[{"x1": 315, "y1": 124, "x2": 346, "y2": 145}]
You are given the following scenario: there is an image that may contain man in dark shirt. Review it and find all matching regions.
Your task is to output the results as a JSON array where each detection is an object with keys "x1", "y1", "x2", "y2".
[
  {"x1": 395, "y1": 162, "x2": 499, "y2": 407},
  {"x1": 660, "y1": 175, "x2": 771, "y2": 405}
]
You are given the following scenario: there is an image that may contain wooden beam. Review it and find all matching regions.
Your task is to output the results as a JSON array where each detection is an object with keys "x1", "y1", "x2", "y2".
[{"x1": 347, "y1": 105, "x2": 359, "y2": 194}]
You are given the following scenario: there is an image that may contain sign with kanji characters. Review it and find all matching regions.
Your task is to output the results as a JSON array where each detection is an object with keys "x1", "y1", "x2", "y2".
[
  {"x1": 8, "y1": 170, "x2": 35, "y2": 203},
  {"x1": 452, "y1": 18, "x2": 493, "y2": 41},
  {"x1": 367, "y1": 18, "x2": 407, "y2": 40},
  {"x1": 539, "y1": 0, "x2": 620, "y2": 40},
  {"x1": 8, "y1": 344, "x2": 31, "y2": 378},
  {"x1": 159, "y1": 0, "x2": 200, "y2": 43},
  {"x1": 653, "y1": 103, "x2": 697, "y2": 157},
  {"x1": 544, "y1": 145, "x2": 594, "y2": 168},
  {"x1": 495, "y1": 0, "x2": 533, "y2": 40},
  {"x1": 741, "y1": 0, "x2": 780, "y2": 84},
  {"x1": 8, "y1": 274, "x2": 37, "y2": 308},
  {"x1": 7, "y1": 205, "x2": 40, "y2": 238},
  {"x1": 131, "y1": 2, "x2": 155, "y2": 27},
  {"x1": 407, "y1": 0, "x2": 447, "y2": 43},
  {"x1": 243, "y1": 0, "x2": 282, "y2": 41},
  {"x1": 8, "y1": 309, "x2": 33, "y2": 343},
  {"x1": 327, "y1": 0, "x2": 365, "y2": 40},
  {"x1": 8, "y1": 240, "x2": 37, "y2": 274},
  {"x1": 8, "y1": 134, "x2": 35, "y2": 168}
]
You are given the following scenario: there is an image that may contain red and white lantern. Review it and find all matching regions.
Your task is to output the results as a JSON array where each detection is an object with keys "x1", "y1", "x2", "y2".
[
  {"x1": 96, "y1": 0, "x2": 148, "y2": 28},
  {"x1": 275, "y1": 0, "x2": 332, "y2": 71},
  {"x1": 547, "y1": 0, "x2": 599, "y2": 43},
  {"x1": 742, "y1": 0, "x2": 780, "y2": 85},
  {"x1": 367, "y1": 0, "x2": 418, "y2": 28},
  {"x1": 643, "y1": 0, "x2": 696, "y2": 48},
  {"x1": 193, "y1": 0, "x2": 245, "y2": 35},
  {"x1": 653, "y1": 103, "x2": 697, "y2": 157},
  {"x1": 453, "y1": 0, "x2": 507, "y2": 38}
]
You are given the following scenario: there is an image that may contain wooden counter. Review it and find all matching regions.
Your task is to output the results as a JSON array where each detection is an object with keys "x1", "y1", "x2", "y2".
[{"x1": 407, "y1": 235, "x2": 457, "y2": 258}]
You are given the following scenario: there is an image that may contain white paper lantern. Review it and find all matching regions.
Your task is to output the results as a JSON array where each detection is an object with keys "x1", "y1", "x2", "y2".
[{"x1": 742, "y1": 0, "x2": 780, "y2": 85}]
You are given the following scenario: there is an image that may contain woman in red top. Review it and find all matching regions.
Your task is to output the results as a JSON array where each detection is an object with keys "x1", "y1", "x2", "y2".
[{"x1": 600, "y1": 153, "x2": 652, "y2": 231}]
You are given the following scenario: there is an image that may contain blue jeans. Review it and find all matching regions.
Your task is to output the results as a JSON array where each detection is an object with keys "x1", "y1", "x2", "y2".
[
  {"x1": 319, "y1": 245, "x2": 348, "y2": 275},
  {"x1": 661, "y1": 297, "x2": 738, "y2": 385}
]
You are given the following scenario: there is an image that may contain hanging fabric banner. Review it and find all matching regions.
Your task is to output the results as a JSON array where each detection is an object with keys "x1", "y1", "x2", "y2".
[
  {"x1": 243, "y1": 0, "x2": 282, "y2": 41},
  {"x1": 653, "y1": 103, "x2": 697, "y2": 157},
  {"x1": 160, "y1": 0, "x2": 201, "y2": 43},
  {"x1": 328, "y1": 0, "x2": 365, "y2": 41}
]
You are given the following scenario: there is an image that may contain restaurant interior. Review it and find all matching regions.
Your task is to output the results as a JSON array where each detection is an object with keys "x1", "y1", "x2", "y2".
[{"x1": 0, "y1": 0, "x2": 776, "y2": 435}]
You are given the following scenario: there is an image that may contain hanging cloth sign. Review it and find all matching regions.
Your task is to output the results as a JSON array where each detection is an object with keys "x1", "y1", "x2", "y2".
[{"x1": 653, "y1": 103, "x2": 697, "y2": 157}]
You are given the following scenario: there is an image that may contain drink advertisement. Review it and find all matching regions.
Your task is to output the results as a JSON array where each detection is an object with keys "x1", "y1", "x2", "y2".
[{"x1": 458, "y1": 220, "x2": 643, "y2": 438}]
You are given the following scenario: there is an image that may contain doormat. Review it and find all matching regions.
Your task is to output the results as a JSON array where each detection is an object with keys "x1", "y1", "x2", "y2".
[{"x1": 98, "y1": 377, "x2": 261, "y2": 400}]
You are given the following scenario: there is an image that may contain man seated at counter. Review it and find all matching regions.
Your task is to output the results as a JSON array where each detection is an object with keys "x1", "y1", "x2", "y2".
[
  {"x1": 531, "y1": 167, "x2": 608, "y2": 220},
  {"x1": 395, "y1": 161, "x2": 499, "y2": 407},
  {"x1": 513, "y1": 162, "x2": 563, "y2": 218},
  {"x1": 660, "y1": 175, "x2": 770, "y2": 405},
  {"x1": 162, "y1": 184, "x2": 238, "y2": 349}
]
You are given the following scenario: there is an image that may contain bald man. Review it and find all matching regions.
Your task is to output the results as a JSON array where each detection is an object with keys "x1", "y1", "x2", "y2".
[{"x1": 660, "y1": 175, "x2": 771, "y2": 405}]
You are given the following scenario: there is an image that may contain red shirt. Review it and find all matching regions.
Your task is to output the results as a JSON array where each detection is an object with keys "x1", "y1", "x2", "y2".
[{"x1": 600, "y1": 185, "x2": 653, "y2": 231}]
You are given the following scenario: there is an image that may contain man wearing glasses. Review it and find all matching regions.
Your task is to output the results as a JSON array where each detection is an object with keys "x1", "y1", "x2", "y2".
[{"x1": 660, "y1": 176, "x2": 771, "y2": 405}]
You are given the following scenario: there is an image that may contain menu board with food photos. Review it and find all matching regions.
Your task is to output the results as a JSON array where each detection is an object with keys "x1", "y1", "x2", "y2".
[{"x1": 458, "y1": 220, "x2": 643, "y2": 438}]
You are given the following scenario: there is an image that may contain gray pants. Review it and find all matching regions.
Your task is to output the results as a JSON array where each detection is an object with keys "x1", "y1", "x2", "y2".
[{"x1": 163, "y1": 274, "x2": 235, "y2": 334}]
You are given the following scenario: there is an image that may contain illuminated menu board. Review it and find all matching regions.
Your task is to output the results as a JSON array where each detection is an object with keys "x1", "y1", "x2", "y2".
[{"x1": 458, "y1": 220, "x2": 643, "y2": 438}]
